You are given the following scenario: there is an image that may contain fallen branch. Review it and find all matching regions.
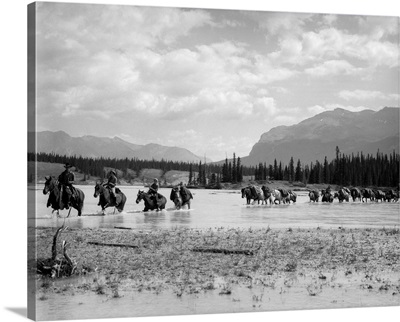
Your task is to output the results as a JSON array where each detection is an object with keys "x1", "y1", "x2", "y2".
[
  {"x1": 191, "y1": 247, "x2": 254, "y2": 255},
  {"x1": 88, "y1": 241, "x2": 139, "y2": 248},
  {"x1": 114, "y1": 226, "x2": 133, "y2": 230}
]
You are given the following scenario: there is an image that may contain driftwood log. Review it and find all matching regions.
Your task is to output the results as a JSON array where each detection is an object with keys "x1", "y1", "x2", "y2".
[
  {"x1": 191, "y1": 247, "x2": 256, "y2": 256},
  {"x1": 37, "y1": 226, "x2": 77, "y2": 278},
  {"x1": 88, "y1": 241, "x2": 139, "y2": 248}
]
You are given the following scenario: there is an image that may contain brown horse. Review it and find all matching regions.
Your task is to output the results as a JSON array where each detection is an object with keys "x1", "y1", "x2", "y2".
[
  {"x1": 309, "y1": 190, "x2": 319, "y2": 202},
  {"x1": 321, "y1": 189, "x2": 334, "y2": 203},
  {"x1": 93, "y1": 181, "x2": 126, "y2": 213},
  {"x1": 361, "y1": 188, "x2": 375, "y2": 202},
  {"x1": 336, "y1": 188, "x2": 350, "y2": 202},
  {"x1": 350, "y1": 187, "x2": 362, "y2": 202},
  {"x1": 241, "y1": 187, "x2": 253, "y2": 204},
  {"x1": 170, "y1": 187, "x2": 192, "y2": 210},
  {"x1": 43, "y1": 176, "x2": 85, "y2": 216},
  {"x1": 261, "y1": 186, "x2": 274, "y2": 204},
  {"x1": 136, "y1": 190, "x2": 167, "y2": 212}
]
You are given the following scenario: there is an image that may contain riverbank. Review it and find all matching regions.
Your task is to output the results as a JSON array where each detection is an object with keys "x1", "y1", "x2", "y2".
[{"x1": 31, "y1": 226, "x2": 400, "y2": 302}]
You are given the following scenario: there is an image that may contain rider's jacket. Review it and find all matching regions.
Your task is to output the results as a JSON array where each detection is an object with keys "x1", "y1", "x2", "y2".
[
  {"x1": 107, "y1": 174, "x2": 117, "y2": 188},
  {"x1": 149, "y1": 182, "x2": 159, "y2": 194},
  {"x1": 58, "y1": 170, "x2": 75, "y2": 186}
]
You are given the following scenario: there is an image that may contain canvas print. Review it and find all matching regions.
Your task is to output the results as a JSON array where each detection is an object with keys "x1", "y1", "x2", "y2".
[{"x1": 27, "y1": 2, "x2": 400, "y2": 321}]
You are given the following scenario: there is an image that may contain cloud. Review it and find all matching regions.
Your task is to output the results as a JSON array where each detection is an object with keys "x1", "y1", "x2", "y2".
[
  {"x1": 305, "y1": 60, "x2": 361, "y2": 77},
  {"x1": 269, "y1": 25, "x2": 398, "y2": 70},
  {"x1": 255, "y1": 12, "x2": 314, "y2": 36},
  {"x1": 338, "y1": 90, "x2": 399, "y2": 101}
]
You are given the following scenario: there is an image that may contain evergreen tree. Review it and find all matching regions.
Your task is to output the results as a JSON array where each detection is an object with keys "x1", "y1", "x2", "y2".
[{"x1": 295, "y1": 159, "x2": 302, "y2": 182}]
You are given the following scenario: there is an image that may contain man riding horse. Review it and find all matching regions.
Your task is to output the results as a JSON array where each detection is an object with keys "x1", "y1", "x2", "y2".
[
  {"x1": 178, "y1": 181, "x2": 193, "y2": 201},
  {"x1": 58, "y1": 163, "x2": 75, "y2": 209},
  {"x1": 148, "y1": 178, "x2": 164, "y2": 210},
  {"x1": 106, "y1": 170, "x2": 118, "y2": 204}
]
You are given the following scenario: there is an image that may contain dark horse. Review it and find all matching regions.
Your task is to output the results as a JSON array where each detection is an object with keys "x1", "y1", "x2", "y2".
[
  {"x1": 43, "y1": 176, "x2": 85, "y2": 216},
  {"x1": 93, "y1": 181, "x2": 126, "y2": 213},
  {"x1": 309, "y1": 190, "x2": 319, "y2": 202},
  {"x1": 241, "y1": 187, "x2": 253, "y2": 204},
  {"x1": 350, "y1": 187, "x2": 362, "y2": 202},
  {"x1": 170, "y1": 187, "x2": 192, "y2": 210},
  {"x1": 361, "y1": 188, "x2": 375, "y2": 203},
  {"x1": 321, "y1": 189, "x2": 334, "y2": 203},
  {"x1": 136, "y1": 190, "x2": 167, "y2": 212}
]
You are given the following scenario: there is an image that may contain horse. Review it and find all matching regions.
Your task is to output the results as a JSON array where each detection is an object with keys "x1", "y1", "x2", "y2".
[
  {"x1": 170, "y1": 186, "x2": 192, "y2": 210},
  {"x1": 373, "y1": 189, "x2": 385, "y2": 202},
  {"x1": 249, "y1": 185, "x2": 266, "y2": 205},
  {"x1": 321, "y1": 189, "x2": 334, "y2": 203},
  {"x1": 43, "y1": 176, "x2": 85, "y2": 216},
  {"x1": 385, "y1": 189, "x2": 399, "y2": 202},
  {"x1": 350, "y1": 187, "x2": 362, "y2": 202},
  {"x1": 361, "y1": 188, "x2": 375, "y2": 203},
  {"x1": 308, "y1": 190, "x2": 319, "y2": 202},
  {"x1": 93, "y1": 181, "x2": 126, "y2": 212},
  {"x1": 287, "y1": 191, "x2": 297, "y2": 203},
  {"x1": 271, "y1": 189, "x2": 285, "y2": 204},
  {"x1": 261, "y1": 186, "x2": 274, "y2": 204},
  {"x1": 136, "y1": 190, "x2": 167, "y2": 212},
  {"x1": 241, "y1": 187, "x2": 253, "y2": 205},
  {"x1": 335, "y1": 188, "x2": 350, "y2": 202}
]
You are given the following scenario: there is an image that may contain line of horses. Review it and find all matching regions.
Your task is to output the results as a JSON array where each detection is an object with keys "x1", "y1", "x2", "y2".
[
  {"x1": 241, "y1": 185, "x2": 399, "y2": 205},
  {"x1": 42, "y1": 176, "x2": 193, "y2": 216},
  {"x1": 241, "y1": 185, "x2": 297, "y2": 205},
  {"x1": 309, "y1": 187, "x2": 399, "y2": 203}
]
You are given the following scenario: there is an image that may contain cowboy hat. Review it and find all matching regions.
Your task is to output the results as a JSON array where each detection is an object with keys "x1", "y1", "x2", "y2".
[{"x1": 64, "y1": 163, "x2": 73, "y2": 168}]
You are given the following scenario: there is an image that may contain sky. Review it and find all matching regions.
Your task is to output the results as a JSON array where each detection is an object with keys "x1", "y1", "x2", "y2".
[{"x1": 35, "y1": 2, "x2": 399, "y2": 161}]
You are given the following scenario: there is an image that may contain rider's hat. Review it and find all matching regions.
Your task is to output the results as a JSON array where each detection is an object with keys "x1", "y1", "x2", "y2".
[
  {"x1": 110, "y1": 170, "x2": 116, "y2": 175},
  {"x1": 179, "y1": 182, "x2": 183, "y2": 186},
  {"x1": 64, "y1": 163, "x2": 73, "y2": 168},
  {"x1": 154, "y1": 178, "x2": 158, "y2": 182}
]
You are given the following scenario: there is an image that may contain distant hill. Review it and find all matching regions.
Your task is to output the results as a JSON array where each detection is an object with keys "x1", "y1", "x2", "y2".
[
  {"x1": 241, "y1": 107, "x2": 399, "y2": 166},
  {"x1": 28, "y1": 131, "x2": 211, "y2": 163}
]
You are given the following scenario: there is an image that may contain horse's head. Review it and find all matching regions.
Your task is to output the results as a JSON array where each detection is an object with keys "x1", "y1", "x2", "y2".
[
  {"x1": 136, "y1": 190, "x2": 144, "y2": 204},
  {"x1": 170, "y1": 187, "x2": 180, "y2": 198},
  {"x1": 43, "y1": 176, "x2": 55, "y2": 195},
  {"x1": 93, "y1": 180, "x2": 104, "y2": 198}
]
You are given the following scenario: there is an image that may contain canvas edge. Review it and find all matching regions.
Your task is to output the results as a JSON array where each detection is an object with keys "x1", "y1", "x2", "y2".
[{"x1": 27, "y1": 2, "x2": 37, "y2": 321}]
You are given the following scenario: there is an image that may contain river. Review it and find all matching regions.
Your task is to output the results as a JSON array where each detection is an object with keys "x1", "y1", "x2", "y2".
[{"x1": 29, "y1": 185, "x2": 400, "y2": 230}]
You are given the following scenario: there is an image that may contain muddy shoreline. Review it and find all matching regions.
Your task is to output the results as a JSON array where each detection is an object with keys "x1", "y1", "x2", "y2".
[{"x1": 31, "y1": 226, "x2": 400, "y2": 302}]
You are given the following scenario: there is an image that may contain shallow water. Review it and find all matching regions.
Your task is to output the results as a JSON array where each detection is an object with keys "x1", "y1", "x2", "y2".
[
  {"x1": 30, "y1": 185, "x2": 400, "y2": 320},
  {"x1": 30, "y1": 185, "x2": 400, "y2": 230},
  {"x1": 35, "y1": 270, "x2": 400, "y2": 320}
]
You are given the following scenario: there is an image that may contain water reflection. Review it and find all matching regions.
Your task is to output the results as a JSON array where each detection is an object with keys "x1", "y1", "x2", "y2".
[{"x1": 169, "y1": 211, "x2": 192, "y2": 225}]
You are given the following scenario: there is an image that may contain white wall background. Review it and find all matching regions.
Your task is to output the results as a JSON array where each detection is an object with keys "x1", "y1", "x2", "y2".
[{"x1": 1, "y1": 1, "x2": 399, "y2": 322}]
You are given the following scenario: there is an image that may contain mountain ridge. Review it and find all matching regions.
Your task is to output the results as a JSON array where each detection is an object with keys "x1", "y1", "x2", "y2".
[
  {"x1": 241, "y1": 107, "x2": 399, "y2": 166},
  {"x1": 29, "y1": 130, "x2": 211, "y2": 163}
]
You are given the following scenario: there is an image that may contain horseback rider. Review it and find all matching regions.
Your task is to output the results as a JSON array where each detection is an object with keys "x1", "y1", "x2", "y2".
[
  {"x1": 179, "y1": 181, "x2": 193, "y2": 200},
  {"x1": 104, "y1": 170, "x2": 118, "y2": 204},
  {"x1": 148, "y1": 178, "x2": 161, "y2": 209},
  {"x1": 58, "y1": 163, "x2": 75, "y2": 209}
]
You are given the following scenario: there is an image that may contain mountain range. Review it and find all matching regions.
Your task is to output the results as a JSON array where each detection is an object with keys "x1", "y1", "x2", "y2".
[
  {"x1": 240, "y1": 107, "x2": 399, "y2": 166},
  {"x1": 29, "y1": 131, "x2": 210, "y2": 163},
  {"x1": 29, "y1": 107, "x2": 399, "y2": 166}
]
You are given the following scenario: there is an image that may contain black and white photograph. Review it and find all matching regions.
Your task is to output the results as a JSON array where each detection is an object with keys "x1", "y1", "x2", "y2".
[{"x1": 4, "y1": 0, "x2": 400, "y2": 322}]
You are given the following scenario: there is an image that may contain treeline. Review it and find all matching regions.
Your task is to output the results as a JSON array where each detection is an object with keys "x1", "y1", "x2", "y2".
[
  {"x1": 28, "y1": 152, "x2": 250, "y2": 184},
  {"x1": 254, "y1": 147, "x2": 399, "y2": 187},
  {"x1": 28, "y1": 147, "x2": 399, "y2": 187}
]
